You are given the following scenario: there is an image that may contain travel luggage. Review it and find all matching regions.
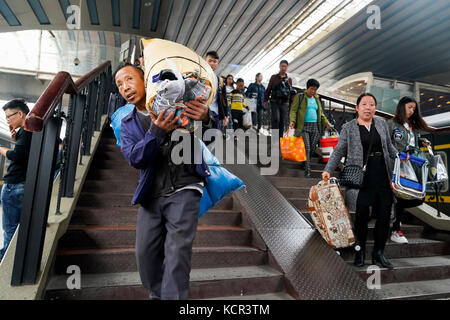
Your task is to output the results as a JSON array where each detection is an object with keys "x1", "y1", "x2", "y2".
[
  {"x1": 391, "y1": 152, "x2": 429, "y2": 200},
  {"x1": 307, "y1": 178, "x2": 355, "y2": 249},
  {"x1": 319, "y1": 127, "x2": 339, "y2": 163}
]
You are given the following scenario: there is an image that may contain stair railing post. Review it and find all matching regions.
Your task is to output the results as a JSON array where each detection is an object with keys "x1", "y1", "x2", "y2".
[
  {"x1": 59, "y1": 94, "x2": 86, "y2": 199},
  {"x1": 11, "y1": 116, "x2": 62, "y2": 285},
  {"x1": 83, "y1": 81, "x2": 99, "y2": 155}
]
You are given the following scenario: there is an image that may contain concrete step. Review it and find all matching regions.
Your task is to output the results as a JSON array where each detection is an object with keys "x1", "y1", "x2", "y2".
[
  {"x1": 75, "y1": 193, "x2": 234, "y2": 210},
  {"x1": 82, "y1": 180, "x2": 138, "y2": 194},
  {"x1": 54, "y1": 246, "x2": 267, "y2": 274},
  {"x1": 91, "y1": 159, "x2": 135, "y2": 170},
  {"x1": 45, "y1": 266, "x2": 285, "y2": 300},
  {"x1": 198, "y1": 210, "x2": 242, "y2": 226},
  {"x1": 279, "y1": 159, "x2": 326, "y2": 170},
  {"x1": 92, "y1": 150, "x2": 125, "y2": 161},
  {"x1": 59, "y1": 225, "x2": 253, "y2": 249},
  {"x1": 76, "y1": 193, "x2": 135, "y2": 208},
  {"x1": 71, "y1": 207, "x2": 242, "y2": 226},
  {"x1": 86, "y1": 169, "x2": 140, "y2": 181},
  {"x1": 277, "y1": 187, "x2": 311, "y2": 199},
  {"x1": 259, "y1": 161, "x2": 326, "y2": 171},
  {"x1": 377, "y1": 278, "x2": 450, "y2": 300},
  {"x1": 367, "y1": 224, "x2": 424, "y2": 241},
  {"x1": 267, "y1": 176, "x2": 319, "y2": 188},
  {"x1": 353, "y1": 255, "x2": 450, "y2": 284},
  {"x1": 275, "y1": 167, "x2": 323, "y2": 179},
  {"x1": 340, "y1": 238, "x2": 450, "y2": 261}
]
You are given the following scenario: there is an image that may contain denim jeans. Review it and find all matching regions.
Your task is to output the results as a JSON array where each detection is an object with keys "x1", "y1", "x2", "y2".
[{"x1": 0, "y1": 183, "x2": 25, "y2": 261}]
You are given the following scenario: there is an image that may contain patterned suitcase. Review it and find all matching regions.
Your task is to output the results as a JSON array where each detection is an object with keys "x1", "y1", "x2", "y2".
[{"x1": 307, "y1": 178, "x2": 355, "y2": 249}]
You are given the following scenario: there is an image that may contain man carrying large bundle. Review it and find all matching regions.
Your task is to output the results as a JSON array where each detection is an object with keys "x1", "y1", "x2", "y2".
[{"x1": 116, "y1": 39, "x2": 218, "y2": 300}]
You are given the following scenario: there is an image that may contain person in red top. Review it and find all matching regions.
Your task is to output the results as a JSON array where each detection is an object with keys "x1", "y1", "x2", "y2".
[{"x1": 264, "y1": 60, "x2": 294, "y2": 139}]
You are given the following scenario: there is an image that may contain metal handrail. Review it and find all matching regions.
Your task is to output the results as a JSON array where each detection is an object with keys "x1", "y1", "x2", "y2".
[
  {"x1": 25, "y1": 61, "x2": 111, "y2": 132},
  {"x1": 318, "y1": 93, "x2": 450, "y2": 134},
  {"x1": 10, "y1": 61, "x2": 113, "y2": 286}
]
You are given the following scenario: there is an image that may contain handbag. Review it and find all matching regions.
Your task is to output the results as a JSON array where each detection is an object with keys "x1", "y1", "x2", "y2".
[
  {"x1": 243, "y1": 108, "x2": 252, "y2": 129},
  {"x1": 426, "y1": 145, "x2": 448, "y2": 183},
  {"x1": 280, "y1": 128, "x2": 307, "y2": 162},
  {"x1": 339, "y1": 127, "x2": 374, "y2": 188}
]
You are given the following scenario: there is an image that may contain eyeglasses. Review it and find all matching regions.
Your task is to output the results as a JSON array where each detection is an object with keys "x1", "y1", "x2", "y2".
[{"x1": 6, "y1": 112, "x2": 19, "y2": 120}]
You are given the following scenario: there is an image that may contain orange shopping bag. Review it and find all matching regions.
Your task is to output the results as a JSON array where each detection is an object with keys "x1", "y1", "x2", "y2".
[{"x1": 280, "y1": 129, "x2": 306, "y2": 162}]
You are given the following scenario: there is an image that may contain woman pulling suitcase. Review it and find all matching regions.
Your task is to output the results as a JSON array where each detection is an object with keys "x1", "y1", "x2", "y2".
[{"x1": 322, "y1": 93, "x2": 399, "y2": 269}]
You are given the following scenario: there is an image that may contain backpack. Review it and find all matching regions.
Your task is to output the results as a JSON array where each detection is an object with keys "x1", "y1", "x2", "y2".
[{"x1": 272, "y1": 77, "x2": 291, "y2": 99}]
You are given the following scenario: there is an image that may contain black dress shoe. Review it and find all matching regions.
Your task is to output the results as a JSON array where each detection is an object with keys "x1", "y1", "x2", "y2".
[
  {"x1": 372, "y1": 251, "x2": 394, "y2": 269},
  {"x1": 354, "y1": 250, "x2": 365, "y2": 267}
]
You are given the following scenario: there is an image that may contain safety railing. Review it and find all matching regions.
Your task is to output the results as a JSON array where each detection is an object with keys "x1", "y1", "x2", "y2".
[
  {"x1": 10, "y1": 61, "x2": 112, "y2": 286},
  {"x1": 318, "y1": 93, "x2": 450, "y2": 135}
]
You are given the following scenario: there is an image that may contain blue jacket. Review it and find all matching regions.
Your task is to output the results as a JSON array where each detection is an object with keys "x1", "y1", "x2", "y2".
[
  {"x1": 120, "y1": 108, "x2": 217, "y2": 205},
  {"x1": 245, "y1": 82, "x2": 266, "y2": 109}
]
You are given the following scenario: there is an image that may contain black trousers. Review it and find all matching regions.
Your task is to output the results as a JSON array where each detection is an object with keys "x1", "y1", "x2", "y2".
[
  {"x1": 355, "y1": 187, "x2": 393, "y2": 253},
  {"x1": 231, "y1": 109, "x2": 244, "y2": 131},
  {"x1": 270, "y1": 101, "x2": 290, "y2": 139}
]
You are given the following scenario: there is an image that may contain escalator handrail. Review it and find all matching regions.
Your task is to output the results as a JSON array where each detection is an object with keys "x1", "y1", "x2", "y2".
[{"x1": 318, "y1": 92, "x2": 450, "y2": 134}]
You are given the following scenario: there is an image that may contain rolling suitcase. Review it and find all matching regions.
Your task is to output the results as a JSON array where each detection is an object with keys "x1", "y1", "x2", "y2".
[{"x1": 308, "y1": 178, "x2": 355, "y2": 249}]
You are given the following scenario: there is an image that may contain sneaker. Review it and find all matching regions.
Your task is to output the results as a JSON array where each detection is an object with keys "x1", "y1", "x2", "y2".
[{"x1": 391, "y1": 230, "x2": 408, "y2": 244}]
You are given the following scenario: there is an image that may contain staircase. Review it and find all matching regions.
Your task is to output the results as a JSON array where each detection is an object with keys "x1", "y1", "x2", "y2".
[
  {"x1": 268, "y1": 155, "x2": 450, "y2": 300},
  {"x1": 44, "y1": 128, "x2": 293, "y2": 300}
]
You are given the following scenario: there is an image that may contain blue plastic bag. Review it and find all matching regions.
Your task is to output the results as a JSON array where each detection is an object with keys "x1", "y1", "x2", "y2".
[
  {"x1": 110, "y1": 103, "x2": 134, "y2": 147},
  {"x1": 198, "y1": 141, "x2": 245, "y2": 218}
]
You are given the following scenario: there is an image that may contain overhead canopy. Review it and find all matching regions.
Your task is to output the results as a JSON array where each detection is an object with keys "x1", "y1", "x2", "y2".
[{"x1": 0, "y1": 0, "x2": 448, "y2": 87}]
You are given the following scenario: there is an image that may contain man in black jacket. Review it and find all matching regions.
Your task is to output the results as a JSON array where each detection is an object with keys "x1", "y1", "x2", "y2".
[
  {"x1": 264, "y1": 60, "x2": 294, "y2": 139},
  {"x1": 0, "y1": 99, "x2": 32, "y2": 262}
]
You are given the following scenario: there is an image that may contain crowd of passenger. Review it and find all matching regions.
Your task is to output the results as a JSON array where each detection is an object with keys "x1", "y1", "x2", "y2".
[
  {"x1": 131, "y1": 52, "x2": 435, "y2": 271},
  {"x1": 0, "y1": 49, "x2": 435, "y2": 301}
]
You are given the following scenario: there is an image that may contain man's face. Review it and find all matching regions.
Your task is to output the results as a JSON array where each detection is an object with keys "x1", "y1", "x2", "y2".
[
  {"x1": 5, "y1": 108, "x2": 24, "y2": 129},
  {"x1": 115, "y1": 66, "x2": 146, "y2": 108},
  {"x1": 306, "y1": 86, "x2": 318, "y2": 98},
  {"x1": 206, "y1": 55, "x2": 219, "y2": 72},
  {"x1": 280, "y1": 63, "x2": 288, "y2": 74},
  {"x1": 236, "y1": 81, "x2": 244, "y2": 91}
]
